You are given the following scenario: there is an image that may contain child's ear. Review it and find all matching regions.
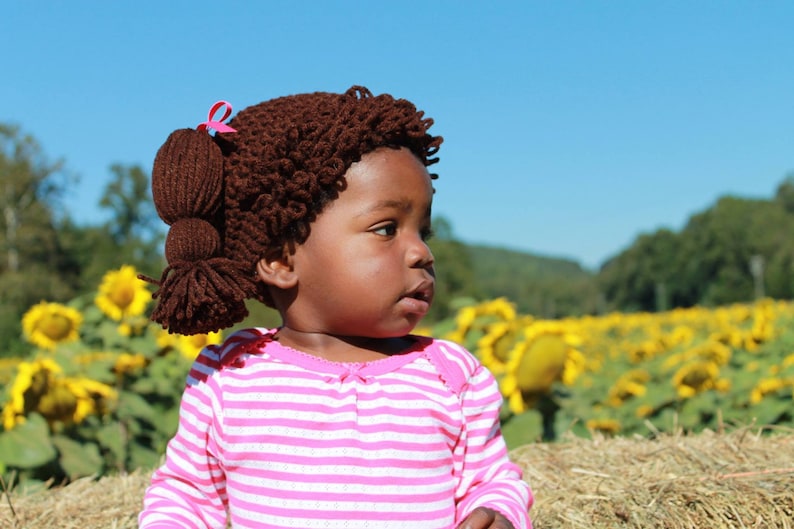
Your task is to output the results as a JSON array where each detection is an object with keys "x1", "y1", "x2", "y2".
[{"x1": 256, "y1": 247, "x2": 297, "y2": 289}]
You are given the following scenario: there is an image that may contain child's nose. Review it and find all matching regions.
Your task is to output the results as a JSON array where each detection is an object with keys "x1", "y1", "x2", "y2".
[{"x1": 407, "y1": 237, "x2": 434, "y2": 269}]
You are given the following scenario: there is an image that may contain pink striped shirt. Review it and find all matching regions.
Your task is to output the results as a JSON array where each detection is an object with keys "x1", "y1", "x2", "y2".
[{"x1": 139, "y1": 328, "x2": 533, "y2": 528}]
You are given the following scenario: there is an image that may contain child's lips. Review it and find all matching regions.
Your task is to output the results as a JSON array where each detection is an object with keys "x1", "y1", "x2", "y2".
[{"x1": 401, "y1": 281, "x2": 434, "y2": 314}]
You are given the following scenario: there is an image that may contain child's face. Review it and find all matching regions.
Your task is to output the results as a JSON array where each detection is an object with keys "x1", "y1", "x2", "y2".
[{"x1": 281, "y1": 147, "x2": 435, "y2": 338}]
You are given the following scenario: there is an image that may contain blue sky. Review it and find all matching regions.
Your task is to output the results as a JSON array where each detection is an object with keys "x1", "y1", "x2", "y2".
[{"x1": 3, "y1": 1, "x2": 793, "y2": 270}]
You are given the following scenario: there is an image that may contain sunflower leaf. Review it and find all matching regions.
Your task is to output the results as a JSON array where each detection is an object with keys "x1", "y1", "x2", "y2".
[
  {"x1": 0, "y1": 413, "x2": 57, "y2": 469},
  {"x1": 501, "y1": 409, "x2": 543, "y2": 449},
  {"x1": 52, "y1": 435, "x2": 103, "y2": 479}
]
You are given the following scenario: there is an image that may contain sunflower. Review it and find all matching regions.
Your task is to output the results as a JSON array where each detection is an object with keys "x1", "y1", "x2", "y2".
[
  {"x1": 500, "y1": 375, "x2": 527, "y2": 415},
  {"x1": 64, "y1": 377, "x2": 117, "y2": 423},
  {"x1": 73, "y1": 351, "x2": 117, "y2": 366},
  {"x1": 627, "y1": 339, "x2": 663, "y2": 364},
  {"x1": 2, "y1": 358, "x2": 116, "y2": 429},
  {"x1": 155, "y1": 328, "x2": 180, "y2": 350},
  {"x1": 709, "y1": 328, "x2": 744, "y2": 348},
  {"x1": 118, "y1": 322, "x2": 133, "y2": 337},
  {"x1": 476, "y1": 316, "x2": 532, "y2": 375},
  {"x1": 660, "y1": 325, "x2": 695, "y2": 349},
  {"x1": 749, "y1": 377, "x2": 791, "y2": 405},
  {"x1": 661, "y1": 351, "x2": 685, "y2": 372},
  {"x1": 444, "y1": 298, "x2": 517, "y2": 345},
  {"x1": 450, "y1": 306, "x2": 477, "y2": 340},
  {"x1": 662, "y1": 341, "x2": 732, "y2": 372},
  {"x1": 512, "y1": 334, "x2": 568, "y2": 394},
  {"x1": 117, "y1": 315, "x2": 151, "y2": 338},
  {"x1": 780, "y1": 353, "x2": 794, "y2": 371},
  {"x1": 585, "y1": 418, "x2": 621, "y2": 435},
  {"x1": 561, "y1": 346, "x2": 587, "y2": 386},
  {"x1": 412, "y1": 325, "x2": 433, "y2": 337},
  {"x1": 499, "y1": 322, "x2": 581, "y2": 413},
  {"x1": 635, "y1": 404, "x2": 655, "y2": 419},
  {"x1": 2, "y1": 358, "x2": 62, "y2": 429},
  {"x1": 21, "y1": 302, "x2": 83, "y2": 350},
  {"x1": 606, "y1": 369, "x2": 650, "y2": 407},
  {"x1": 177, "y1": 331, "x2": 223, "y2": 360},
  {"x1": 113, "y1": 353, "x2": 149, "y2": 376},
  {"x1": 690, "y1": 341, "x2": 732, "y2": 366},
  {"x1": 672, "y1": 360, "x2": 726, "y2": 398},
  {"x1": 95, "y1": 265, "x2": 150, "y2": 321}
]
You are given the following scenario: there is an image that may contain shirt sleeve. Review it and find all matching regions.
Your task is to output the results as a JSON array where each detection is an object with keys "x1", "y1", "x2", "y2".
[
  {"x1": 139, "y1": 347, "x2": 228, "y2": 529},
  {"x1": 454, "y1": 364, "x2": 534, "y2": 529}
]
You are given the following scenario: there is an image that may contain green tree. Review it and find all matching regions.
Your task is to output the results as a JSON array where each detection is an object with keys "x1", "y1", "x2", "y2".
[
  {"x1": 765, "y1": 248, "x2": 794, "y2": 299},
  {"x1": 775, "y1": 173, "x2": 794, "y2": 213},
  {"x1": 677, "y1": 196, "x2": 794, "y2": 306},
  {"x1": 99, "y1": 164, "x2": 160, "y2": 246},
  {"x1": 598, "y1": 177, "x2": 794, "y2": 312},
  {"x1": 0, "y1": 124, "x2": 79, "y2": 356},
  {"x1": 427, "y1": 217, "x2": 480, "y2": 322},
  {"x1": 58, "y1": 163, "x2": 165, "y2": 293},
  {"x1": 600, "y1": 228, "x2": 689, "y2": 312},
  {"x1": 0, "y1": 126, "x2": 166, "y2": 357}
]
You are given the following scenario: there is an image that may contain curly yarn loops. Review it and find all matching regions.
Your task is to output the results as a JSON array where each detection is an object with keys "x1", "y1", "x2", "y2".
[
  {"x1": 148, "y1": 86, "x2": 442, "y2": 333},
  {"x1": 150, "y1": 259, "x2": 257, "y2": 334}
]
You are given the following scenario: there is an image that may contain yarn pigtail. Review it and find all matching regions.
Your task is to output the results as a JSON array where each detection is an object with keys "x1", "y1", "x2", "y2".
[{"x1": 145, "y1": 127, "x2": 256, "y2": 335}]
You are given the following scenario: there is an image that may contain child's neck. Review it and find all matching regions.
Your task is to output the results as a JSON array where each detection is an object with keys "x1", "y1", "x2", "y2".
[{"x1": 273, "y1": 327, "x2": 413, "y2": 363}]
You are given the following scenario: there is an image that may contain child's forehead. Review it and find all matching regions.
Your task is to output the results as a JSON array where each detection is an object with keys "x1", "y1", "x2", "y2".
[
  {"x1": 347, "y1": 147, "x2": 431, "y2": 177},
  {"x1": 335, "y1": 148, "x2": 433, "y2": 203}
]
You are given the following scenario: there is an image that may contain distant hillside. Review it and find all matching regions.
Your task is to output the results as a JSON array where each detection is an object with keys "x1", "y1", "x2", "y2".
[
  {"x1": 464, "y1": 244, "x2": 599, "y2": 318},
  {"x1": 467, "y1": 244, "x2": 591, "y2": 278},
  {"x1": 432, "y1": 176, "x2": 794, "y2": 320}
]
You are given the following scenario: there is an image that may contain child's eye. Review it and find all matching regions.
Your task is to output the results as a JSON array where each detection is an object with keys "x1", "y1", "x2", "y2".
[{"x1": 372, "y1": 223, "x2": 398, "y2": 237}]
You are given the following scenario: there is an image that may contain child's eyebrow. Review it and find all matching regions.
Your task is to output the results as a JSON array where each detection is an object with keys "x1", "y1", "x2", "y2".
[
  {"x1": 356, "y1": 200, "x2": 434, "y2": 219},
  {"x1": 356, "y1": 199, "x2": 415, "y2": 216}
]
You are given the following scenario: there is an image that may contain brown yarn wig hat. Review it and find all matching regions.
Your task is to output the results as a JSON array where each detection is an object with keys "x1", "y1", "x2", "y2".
[{"x1": 147, "y1": 86, "x2": 442, "y2": 335}]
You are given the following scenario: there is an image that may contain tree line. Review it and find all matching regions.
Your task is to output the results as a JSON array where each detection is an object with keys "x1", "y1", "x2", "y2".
[
  {"x1": 428, "y1": 176, "x2": 794, "y2": 320},
  {"x1": 1, "y1": 122, "x2": 792, "y2": 356},
  {"x1": 1, "y1": 125, "x2": 164, "y2": 356},
  {"x1": 598, "y1": 177, "x2": 794, "y2": 312}
]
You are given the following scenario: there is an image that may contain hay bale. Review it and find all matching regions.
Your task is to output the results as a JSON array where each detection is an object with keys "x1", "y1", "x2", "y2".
[
  {"x1": 513, "y1": 427, "x2": 794, "y2": 528},
  {"x1": 1, "y1": 427, "x2": 792, "y2": 528},
  {"x1": 0, "y1": 471, "x2": 145, "y2": 528}
]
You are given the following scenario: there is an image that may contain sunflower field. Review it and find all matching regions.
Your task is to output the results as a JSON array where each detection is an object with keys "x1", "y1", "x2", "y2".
[
  {"x1": 428, "y1": 296, "x2": 794, "y2": 447},
  {"x1": 2, "y1": 267, "x2": 794, "y2": 488},
  {"x1": 0, "y1": 266, "x2": 221, "y2": 487}
]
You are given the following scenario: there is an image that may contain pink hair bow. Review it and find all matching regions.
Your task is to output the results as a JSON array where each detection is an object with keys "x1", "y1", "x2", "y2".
[{"x1": 197, "y1": 101, "x2": 237, "y2": 134}]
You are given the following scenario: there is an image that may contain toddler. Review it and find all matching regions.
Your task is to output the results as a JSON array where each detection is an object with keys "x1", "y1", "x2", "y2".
[{"x1": 139, "y1": 86, "x2": 533, "y2": 528}]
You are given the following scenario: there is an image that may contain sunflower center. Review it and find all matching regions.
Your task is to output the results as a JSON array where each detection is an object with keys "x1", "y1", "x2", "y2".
[
  {"x1": 492, "y1": 332, "x2": 514, "y2": 363},
  {"x1": 109, "y1": 284, "x2": 136, "y2": 310},
  {"x1": 515, "y1": 335, "x2": 567, "y2": 393},
  {"x1": 39, "y1": 313, "x2": 75, "y2": 341},
  {"x1": 37, "y1": 385, "x2": 78, "y2": 423},
  {"x1": 681, "y1": 367, "x2": 712, "y2": 388}
]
